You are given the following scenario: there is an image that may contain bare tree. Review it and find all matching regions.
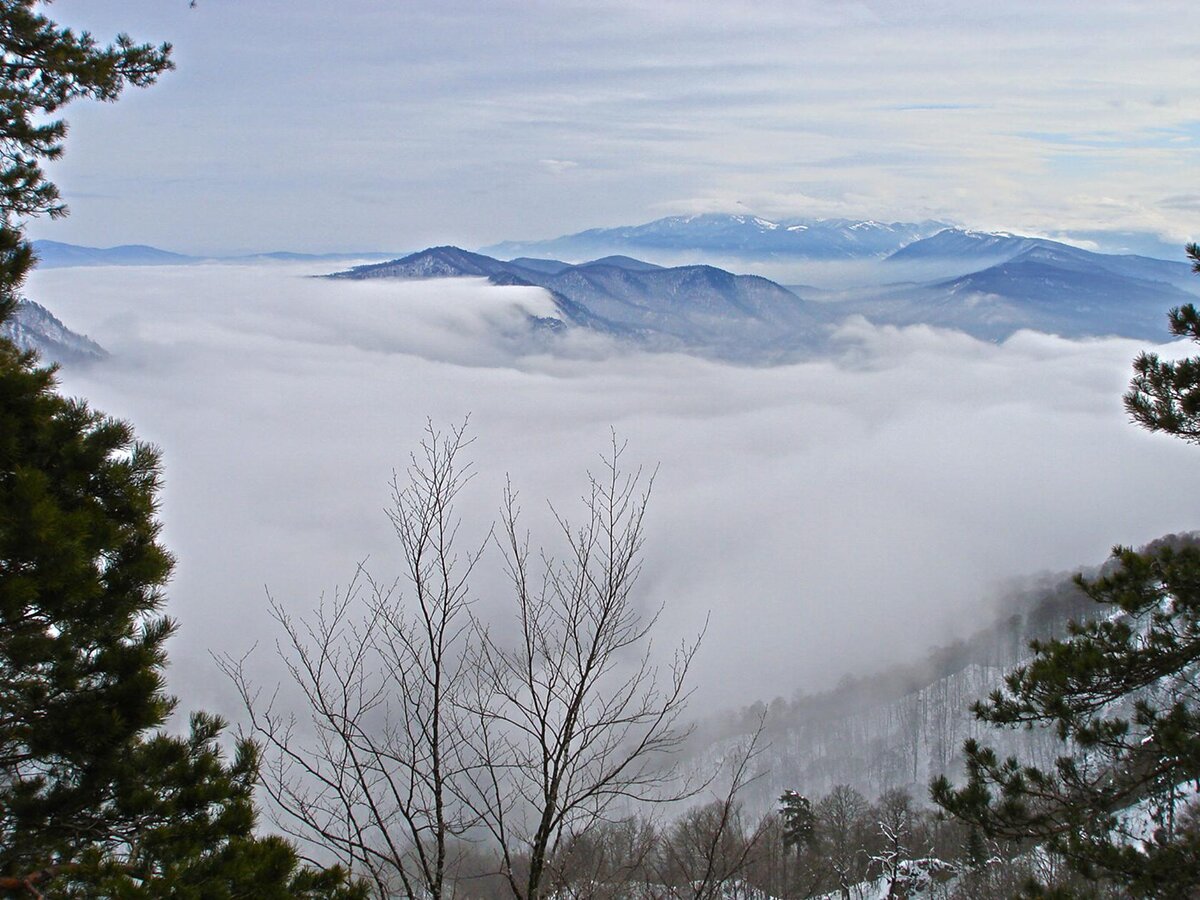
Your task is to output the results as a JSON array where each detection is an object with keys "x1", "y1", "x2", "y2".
[
  {"x1": 510, "y1": 720, "x2": 772, "y2": 900},
  {"x1": 652, "y1": 717, "x2": 773, "y2": 900},
  {"x1": 223, "y1": 430, "x2": 703, "y2": 900},
  {"x1": 459, "y1": 438, "x2": 702, "y2": 900},
  {"x1": 817, "y1": 784, "x2": 870, "y2": 900},
  {"x1": 549, "y1": 816, "x2": 659, "y2": 900},
  {"x1": 221, "y1": 421, "x2": 482, "y2": 900},
  {"x1": 871, "y1": 788, "x2": 914, "y2": 900}
]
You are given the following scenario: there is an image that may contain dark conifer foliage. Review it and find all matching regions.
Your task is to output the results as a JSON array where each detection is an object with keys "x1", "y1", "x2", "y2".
[
  {"x1": 779, "y1": 791, "x2": 815, "y2": 852},
  {"x1": 0, "y1": 337, "x2": 173, "y2": 870},
  {"x1": 933, "y1": 544, "x2": 1200, "y2": 896},
  {"x1": 0, "y1": 3, "x2": 364, "y2": 896},
  {"x1": 0, "y1": 341, "x2": 364, "y2": 896},
  {"x1": 1124, "y1": 243, "x2": 1200, "y2": 441},
  {"x1": 934, "y1": 244, "x2": 1200, "y2": 898}
]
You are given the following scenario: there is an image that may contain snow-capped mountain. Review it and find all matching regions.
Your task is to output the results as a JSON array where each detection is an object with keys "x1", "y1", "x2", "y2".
[
  {"x1": 483, "y1": 213, "x2": 950, "y2": 262},
  {"x1": 884, "y1": 228, "x2": 1052, "y2": 264},
  {"x1": 887, "y1": 227, "x2": 1192, "y2": 275}
]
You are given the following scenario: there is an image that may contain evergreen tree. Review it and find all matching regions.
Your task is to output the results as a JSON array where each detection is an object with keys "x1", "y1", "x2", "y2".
[
  {"x1": 1124, "y1": 243, "x2": 1200, "y2": 441},
  {"x1": 933, "y1": 247, "x2": 1200, "y2": 898},
  {"x1": 0, "y1": 290, "x2": 366, "y2": 898},
  {"x1": 778, "y1": 790, "x2": 815, "y2": 853},
  {"x1": 0, "y1": 3, "x2": 363, "y2": 896}
]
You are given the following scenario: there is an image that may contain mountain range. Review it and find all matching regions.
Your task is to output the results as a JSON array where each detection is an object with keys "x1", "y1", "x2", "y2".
[
  {"x1": 483, "y1": 213, "x2": 952, "y2": 262},
  {"x1": 328, "y1": 228, "x2": 1198, "y2": 353},
  {"x1": 329, "y1": 246, "x2": 820, "y2": 356},
  {"x1": 29, "y1": 239, "x2": 400, "y2": 268},
  {"x1": 827, "y1": 233, "x2": 1200, "y2": 342},
  {"x1": 17, "y1": 215, "x2": 1199, "y2": 361}
]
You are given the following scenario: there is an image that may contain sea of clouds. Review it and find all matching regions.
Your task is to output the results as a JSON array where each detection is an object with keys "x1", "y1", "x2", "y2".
[{"x1": 29, "y1": 261, "x2": 1200, "y2": 718}]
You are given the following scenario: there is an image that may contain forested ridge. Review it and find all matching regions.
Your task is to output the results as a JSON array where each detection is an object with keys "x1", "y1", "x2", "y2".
[{"x1": 707, "y1": 539, "x2": 1192, "y2": 807}]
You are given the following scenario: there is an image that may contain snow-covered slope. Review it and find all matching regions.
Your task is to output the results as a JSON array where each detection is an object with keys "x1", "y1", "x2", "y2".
[
  {"x1": 885, "y1": 228, "x2": 1052, "y2": 266},
  {"x1": 697, "y1": 539, "x2": 1200, "y2": 813},
  {"x1": 483, "y1": 214, "x2": 950, "y2": 262},
  {"x1": 2, "y1": 300, "x2": 106, "y2": 364}
]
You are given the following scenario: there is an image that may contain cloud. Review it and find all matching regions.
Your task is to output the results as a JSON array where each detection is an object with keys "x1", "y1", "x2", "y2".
[
  {"x1": 539, "y1": 158, "x2": 579, "y2": 176},
  {"x1": 31, "y1": 261, "x2": 1200, "y2": 716},
  {"x1": 32, "y1": 1, "x2": 1200, "y2": 255},
  {"x1": 1162, "y1": 194, "x2": 1200, "y2": 212}
]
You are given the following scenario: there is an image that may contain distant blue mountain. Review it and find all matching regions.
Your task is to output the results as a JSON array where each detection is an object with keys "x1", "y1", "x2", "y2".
[
  {"x1": 329, "y1": 246, "x2": 821, "y2": 357},
  {"x1": 32, "y1": 240, "x2": 197, "y2": 268},
  {"x1": 29, "y1": 227, "x2": 1200, "y2": 355},
  {"x1": 335, "y1": 246, "x2": 514, "y2": 280},
  {"x1": 240, "y1": 250, "x2": 400, "y2": 263},
  {"x1": 580, "y1": 255, "x2": 665, "y2": 272},
  {"x1": 885, "y1": 229, "x2": 1052, "y2": 266},
  {"x1": 30, "y1": 240, "x2": 401, "y2": 268},
  {"x1": 333, "y1": 237, "x2": 1200, "y2": 351},
  {"x1": 831, "y1": 238, "x2": 1200, "y2": 341},
  {"x1": 506, "y1": 257, "x2": 574, "y2": 275},
  {"x1": 887, "y1": 228, "x2": 1191, "y2": 277},
  {"x1": 483, "y1": 213, "x2": 951, "y2": 262}
]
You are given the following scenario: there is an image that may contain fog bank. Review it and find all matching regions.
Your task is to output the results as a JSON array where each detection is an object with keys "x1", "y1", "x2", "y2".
[{"x1": 29, "y1": 261, "x2": 1200, "y2": 715}]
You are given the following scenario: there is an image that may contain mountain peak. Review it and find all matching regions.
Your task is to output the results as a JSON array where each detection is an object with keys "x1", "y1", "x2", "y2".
[
  {"x1": 330, "y1": 246, "x2": 511, "y2": 280},
  {"x1": 324, "y1": 246, "x2": 818, "y2": 359},
  {"x1": 481, "y1": 215, "x2": 949, "y2": 262}
]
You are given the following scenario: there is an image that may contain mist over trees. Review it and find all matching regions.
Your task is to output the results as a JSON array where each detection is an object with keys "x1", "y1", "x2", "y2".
[
  {"x1": 224, "y1": 426, "x2": 711, "y2": 900},
  {"x1": 932, "y1": 281, "x2": 1200, "y2": 895}
]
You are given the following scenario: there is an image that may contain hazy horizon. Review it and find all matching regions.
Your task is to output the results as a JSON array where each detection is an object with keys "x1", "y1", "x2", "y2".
[{"x1": 26, "y1": 1, "x2": 1200, "y2": 258}]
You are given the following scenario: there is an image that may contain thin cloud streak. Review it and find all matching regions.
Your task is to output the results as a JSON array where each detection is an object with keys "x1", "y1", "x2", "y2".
[{"x1": 32, "y1": 1, "x2": 1200, "y2": 254}]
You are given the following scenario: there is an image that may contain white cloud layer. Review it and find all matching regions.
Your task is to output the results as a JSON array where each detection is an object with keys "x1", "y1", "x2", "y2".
[{"x1": 30, "y1": 262, "x2": 1200, "y2": 716}]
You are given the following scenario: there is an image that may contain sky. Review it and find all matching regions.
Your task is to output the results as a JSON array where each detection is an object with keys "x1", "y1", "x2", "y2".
[
  {"x1": 32, "y1": 261, "x2": 1200, "y2": 715},
  {"x1": 26, "y1": 1, "x2": 1200, "y2": 256}
]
